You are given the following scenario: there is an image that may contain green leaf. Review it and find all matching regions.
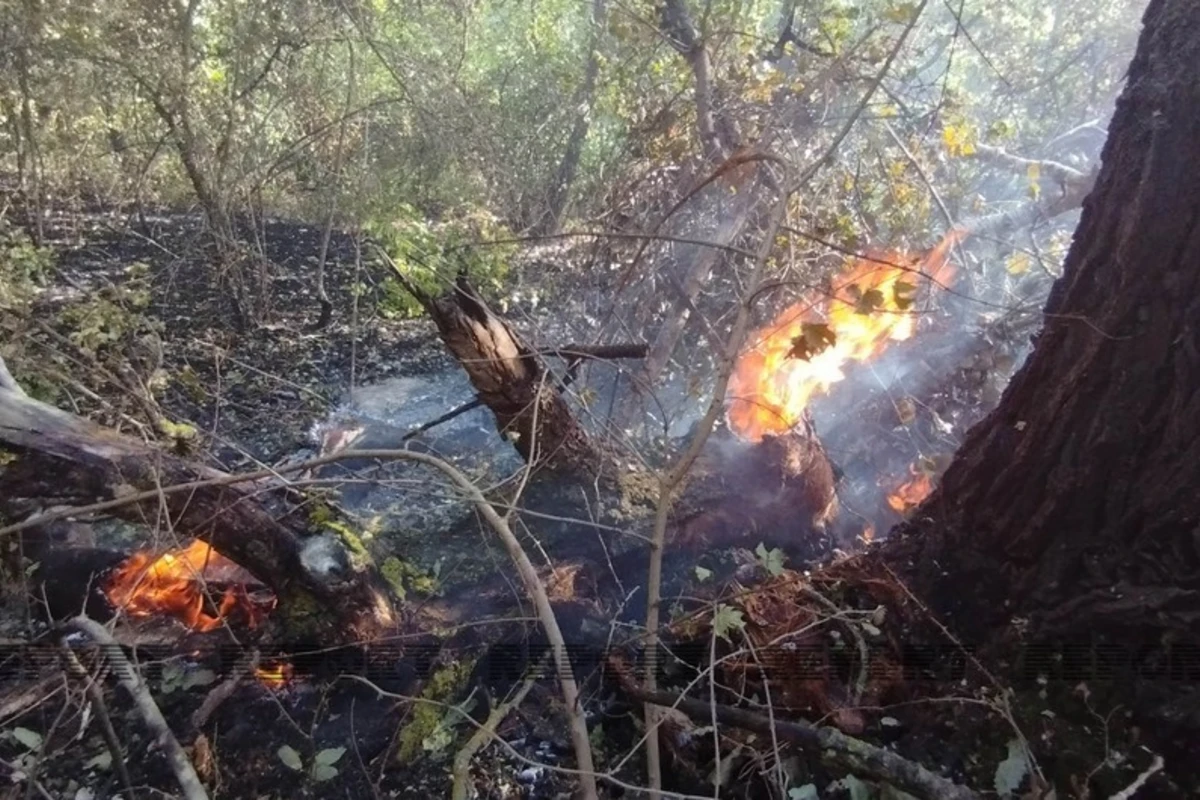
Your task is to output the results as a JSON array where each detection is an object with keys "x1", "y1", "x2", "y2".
[
  {"x1": 994, "y1": 739, "x2": 1031, "y2": 797},
  {"x1": 277, "y1": 744, "x2": 304, "y2": 771},
  {"x1": 755, "y1": 543, "x2": 786, "y2": 576},
  {"x1": 312, "y1": 763, "x2": 340, "y2": 782},
  {"x1": 182, "y1": 668, "x2": 217, "y2": 690},
  {"x1": 789, "y1": 322, "x2": 837, "y2": 361},
  {"x1": 84, "y1": 750, "x2": 113, "y2": 771},
  {"x1": 712, "y1": 604, "x2": 745, "y2": 642},
  {"x1": 694, "y1": 565, "x2": 713, "y2": 582},
  {"x1": 11, "y1": 727, "x2": 43, "y2": 751},
  {"x1": 422, "y1": 724, "x2": 453, "y2": 753},
  {"x1": 882, "y1": 3, "x2": 918, "y2": 24},
  {"x1": 160, "y1": 662, "x2": 183, "y2": 694},
  {"x1": 314, "y1": 747, "x2": 346, "y2": 767}
]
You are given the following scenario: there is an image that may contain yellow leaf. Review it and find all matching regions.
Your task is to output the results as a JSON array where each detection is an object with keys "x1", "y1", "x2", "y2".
[
  {"x1": 1006, "y1": 253, "x2": 1031, "y2": 275},
  {"x1": 942, "y1": 124, "x2": 977, "y2": 157}
]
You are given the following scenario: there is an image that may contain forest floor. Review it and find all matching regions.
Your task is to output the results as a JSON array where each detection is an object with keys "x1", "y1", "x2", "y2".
[{"x1": 0, "y1": 205, "x2": 1185, "y2": 799}]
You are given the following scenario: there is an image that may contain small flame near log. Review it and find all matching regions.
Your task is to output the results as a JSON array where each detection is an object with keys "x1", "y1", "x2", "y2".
[
  {"x1": 727, "y1": 230, "x2": 965, "y2": 442},
  {"x1": 255, "y1": 660, "x2": 294, "y2": 689},
  {"x1": 104, "y1": 539, "x2": 275, "y2": 632},
  {"x1": 886, "y1": 470, "x2": 935, "y2": 515}
]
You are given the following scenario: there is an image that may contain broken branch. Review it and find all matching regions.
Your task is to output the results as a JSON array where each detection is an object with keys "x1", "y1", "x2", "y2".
[
  {"x1": 624, "y1": 684, "x2": 981, "y2": 800},
  {"x1": 64, "y1": 616, "x2": 210, "y2": 800}
]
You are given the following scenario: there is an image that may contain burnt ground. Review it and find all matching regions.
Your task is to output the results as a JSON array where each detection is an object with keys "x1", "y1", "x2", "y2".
[
  {"x1": 0, "y1": 204, "x2": 1190, "y2": 799},
  {"x1": 9, "y1": 202, "x2": 456, "y2": 466}
]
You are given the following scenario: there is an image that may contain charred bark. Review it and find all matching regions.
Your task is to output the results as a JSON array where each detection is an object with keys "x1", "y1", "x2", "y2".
[
  {"x1": 884, "y1": 0, "x2": 1200, "y2": 701},
  {"x1": 393, "y1": 270, "x2": 602, "y2": 474},
  {"x1": 0, "y1": 380, "x2": 397, "y2": 643},
  {"x1": 671, "y1": 421, "x2": 840, "y2": 555}
]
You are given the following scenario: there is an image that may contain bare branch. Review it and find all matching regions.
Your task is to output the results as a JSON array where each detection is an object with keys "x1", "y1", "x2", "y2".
[
  {"x1": 624, "y1": 683, "x2": 982, "y2": 800},
  {"x1": 0, "y1": 354, "x2": 27, "y2": 397},
  {"x1": 64, "y1": 616, "x2": 210, "y2": 800},
  {"x1": 973, "y1": 142, "x2": 1085, "y2": 184}
]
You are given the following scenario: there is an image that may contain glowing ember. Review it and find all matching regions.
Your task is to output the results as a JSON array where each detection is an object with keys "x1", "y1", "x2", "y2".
[
  {"x1": 727, "y1": 229, "x2": 965, "y2": 442},
  {"x1": 104, "y1": 539, "x2": 274, "y2": 632},
  {"x1": 255, "y1": 661, "x2": 294, "y2": 689},
  {"x1": 886, "y1": 471, "x2": 935, "y2": 514}
]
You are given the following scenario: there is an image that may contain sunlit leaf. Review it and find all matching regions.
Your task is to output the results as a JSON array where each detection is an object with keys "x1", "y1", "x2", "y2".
[
  {"x1": 1006, "y1": 253, "x2": 1032, "y2": 275},
  {"x1": 893, "y1": 280, "x2": 916, "y2": 310},
  {"x1": 788, "y1": 323, "x2": 837, "y2": 361},
  {"x1": 712, "y1": 604, "x2": 745, "y2": 642}
]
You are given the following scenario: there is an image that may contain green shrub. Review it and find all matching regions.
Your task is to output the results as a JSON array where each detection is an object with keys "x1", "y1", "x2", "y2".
[{"x1": 368, "y1": 204, "x2": 517, "y2": 319}]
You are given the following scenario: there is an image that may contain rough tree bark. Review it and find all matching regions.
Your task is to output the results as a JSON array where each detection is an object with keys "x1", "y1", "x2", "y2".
[
  {"x1": 391, "y1": 269, "x2": 601, "y2": 474},
  {"x1": 886, "y1": 0, "x2": 1199, "y2": 702},
  {"x1": 0, "y1": 372, "x2": 397, "y2": 643}
]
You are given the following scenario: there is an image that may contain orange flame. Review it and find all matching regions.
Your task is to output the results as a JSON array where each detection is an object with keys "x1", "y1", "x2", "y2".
[
  {"x1": 104, "y1": 540, "x2": 274, "y2": 632},
  {"x1": 886, "y1": 471, "x2": 934, "y2": 514},
  {"x1": 255, "y1": 661, "x2": 294, "y2": 689},
  {"x1": 726, "y1": 229, "x2": 964, "y2": 442}
]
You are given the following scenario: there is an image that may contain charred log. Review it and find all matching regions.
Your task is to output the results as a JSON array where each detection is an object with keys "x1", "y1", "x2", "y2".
[
  {"x1": 671, "y1": 418, "x2": 840, "y2": 554},
  {"x1": 0, "y1": 380, "x2": 397, "y2": 643}
]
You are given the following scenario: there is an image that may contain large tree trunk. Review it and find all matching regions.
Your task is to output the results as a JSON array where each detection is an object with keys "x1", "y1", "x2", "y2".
[
  {"x1": 0, "y1": 377, "x2": 398, "y2": 643},
  {"x1": 887, "y1": 0, "x2": 1199, "y2": 685}
]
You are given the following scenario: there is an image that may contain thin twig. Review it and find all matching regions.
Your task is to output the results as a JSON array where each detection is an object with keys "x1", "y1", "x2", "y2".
[
  {"x1": 61, "y1": 645, "x2": 137, "y2": 797},
  {"x1": 450, "y1": 655, "x2": 546, "y2": 800},
  {"x1": 63, "y1": 616, "x2": 209, "y2": 800},
  {"x1": 1108, "y1": 754, "x2": 1163, "y2": 800},
  {"x1": 625, "y1": 684, "x2": 981, "y2": 800}
]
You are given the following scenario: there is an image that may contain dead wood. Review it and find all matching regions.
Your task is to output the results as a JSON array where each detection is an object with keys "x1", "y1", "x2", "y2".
[
  {"x1": 66, "y1": 615, "x2": 210, "y2": 800},
  {"x1": 671, "y1": 422, "x2": 840, "y2": 553},
  {"x1": 621, "y1": 683, "x2": 981, "y2": 800},
  {"x1": 393, "y1": 341, "x2": 648, "y2": 443},
  {"x1": 383, "y1": 262, "x2": 601, "y2": 474},
  {"x1": 0, "y1": 374, "x2": 397, "y2": 643}
]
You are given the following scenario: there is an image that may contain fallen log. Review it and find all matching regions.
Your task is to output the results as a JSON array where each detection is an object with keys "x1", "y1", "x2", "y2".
[
  {"x1": 619, "y1": 682, "x2": 981, "y2": 800},
  {"x1": 0, "y1": 364, "x2": 397, "y2": 643}
]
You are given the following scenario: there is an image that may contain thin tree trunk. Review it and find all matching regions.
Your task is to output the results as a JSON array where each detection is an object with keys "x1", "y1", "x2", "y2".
[{"x1": 535, "y1": 0, "x2": 607, "y2": 236}]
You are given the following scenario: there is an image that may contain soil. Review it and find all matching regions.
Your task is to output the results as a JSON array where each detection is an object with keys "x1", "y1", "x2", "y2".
[{"x1": 0, "y1": 203, "x2": 1188, "y2": 799}]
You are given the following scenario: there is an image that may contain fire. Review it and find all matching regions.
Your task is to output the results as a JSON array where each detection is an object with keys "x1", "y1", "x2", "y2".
[
  {"x1": 727, "y1": 229, "x2": 965, "y2": 442},
  {"x1": 104, "y1": 539, "x2": 274, "y2": 632},
  {"x1": 255, "y1": 661, "x2": 294, "y2": 689},
  {"x1": 886, "y1": 471, "x2": 934, "y2": 514}
]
